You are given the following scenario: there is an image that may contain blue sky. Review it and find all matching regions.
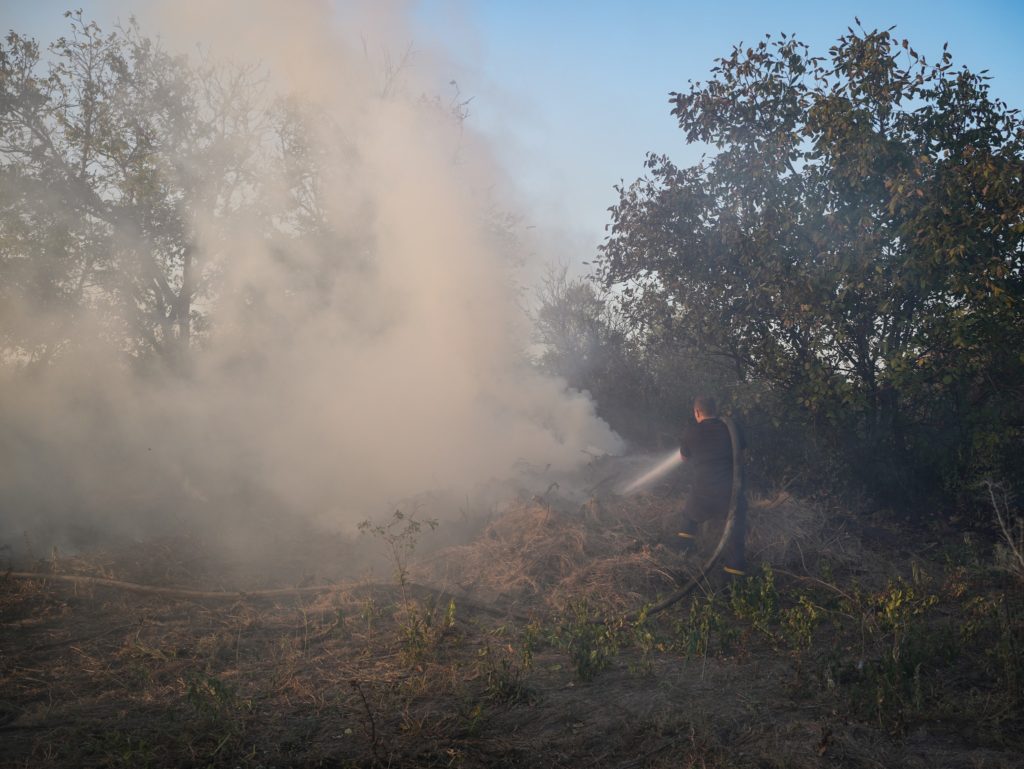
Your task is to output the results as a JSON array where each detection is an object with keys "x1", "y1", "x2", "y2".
[
  {"x1": 6, "y1": 0, "x2": 1024, "y2": 262},
  {"x1": 414, "y1": 1, "x2": 1024, "y2": 257}
]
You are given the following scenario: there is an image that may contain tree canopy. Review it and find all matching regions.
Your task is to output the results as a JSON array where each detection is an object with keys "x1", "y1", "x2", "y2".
[
  {"x1": 0, "y1": 12, "x2": 375, "y2": 373},
  {"x1": 586, "y1": 25, "x2": 1024, "y2": 506}
]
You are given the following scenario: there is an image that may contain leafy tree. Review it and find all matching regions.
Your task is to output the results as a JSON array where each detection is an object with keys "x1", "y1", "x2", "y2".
[
  {"x1": 597, "y1": 25, "x2": 1024, "y2": 506},
  {"x1": 0, "y1": 11, "x2": 264, "y2": 369},
  {"x1": 0, "y1": 13, "x2": 477, "y2": 374}
]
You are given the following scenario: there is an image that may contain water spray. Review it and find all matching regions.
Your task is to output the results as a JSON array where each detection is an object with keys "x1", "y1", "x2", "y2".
[{"x1": 621, "y1": 449, "x2": 683, "y2": 494}]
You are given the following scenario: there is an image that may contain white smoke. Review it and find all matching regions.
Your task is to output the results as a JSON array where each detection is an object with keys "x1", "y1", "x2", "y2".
[{"x1": 0, "y1": 0, "x2": 622, "y2": 553}]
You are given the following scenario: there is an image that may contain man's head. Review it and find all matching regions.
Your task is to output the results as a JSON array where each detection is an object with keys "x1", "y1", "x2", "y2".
[{"x1": 693, "y1": 395, "x2": 719, "y2": 422}]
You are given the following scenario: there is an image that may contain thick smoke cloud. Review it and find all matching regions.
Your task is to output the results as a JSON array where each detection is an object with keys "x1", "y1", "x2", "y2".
[{"x1": 0, "y1": 0, "x2": 622, "y2": 554}]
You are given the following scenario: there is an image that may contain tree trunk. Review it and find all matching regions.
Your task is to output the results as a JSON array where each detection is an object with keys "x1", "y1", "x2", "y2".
[{"x1": 175, "y1": 245, "x2": 193, "y2": 368}]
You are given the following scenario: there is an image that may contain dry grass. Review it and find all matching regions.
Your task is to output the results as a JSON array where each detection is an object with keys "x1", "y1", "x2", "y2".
[
  {"x1": 746, "y1": 491, "x2": 873, "y2": 574},
  {"x1": 420, "y1": 489, "x2": 878, "y2": 615},
  {"x1": 420, "y1": 493, "x2": 692, "y2": 614},
  {"x1": 2, "y1": 485, "x2": 1022, "y2": 768}
]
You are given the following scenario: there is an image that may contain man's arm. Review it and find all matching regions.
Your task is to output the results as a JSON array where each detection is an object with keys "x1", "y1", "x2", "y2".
[{"x1": 679, "y1": 425, "x2": 693, "y2": 462}]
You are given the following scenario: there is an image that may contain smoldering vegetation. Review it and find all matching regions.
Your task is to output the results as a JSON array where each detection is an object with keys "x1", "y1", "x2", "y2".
[
  {"x1": 3, "y1": 478, "x2": 1023, "y2": 768},
  {"x1": 0, "y1": 5, "x2": 621, "y2": 556}
]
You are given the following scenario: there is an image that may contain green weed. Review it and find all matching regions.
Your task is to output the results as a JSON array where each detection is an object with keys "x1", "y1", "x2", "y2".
[
  {"x1": 554, "y1": 601, "x2": 620, "y2": 681},
  {"x1": 398, "y1": 597, "x2": 457, "y2": 665},
  {"x1": 478, "y1": 642, "x2": 531, "y2": 703},
  {"x1": 673, "y1": 593, "x2": 729, "y2": 658},
  {"x1": 360, "y1": 509, "x2": 452, "y2": 664},
  {"x1": 359, "y1": 509, "x2": 438, "y2": 590},
  {"x1": 729, "y1": 565, "x2": 780, "y2": 638},
  {"x1": 628, "y1": 607, "x2": 657, "y2": 675},
  {"x1": 832, "y1": 579, "x2": 945, "y2": 732},
  {"x1": 782, "y1": 595, "x2": 821, "y2": 650}
]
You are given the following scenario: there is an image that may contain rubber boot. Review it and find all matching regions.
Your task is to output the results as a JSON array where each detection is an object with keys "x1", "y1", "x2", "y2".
[{"x1": 674, "y1": 520, "x2": 699, "y2": 555}]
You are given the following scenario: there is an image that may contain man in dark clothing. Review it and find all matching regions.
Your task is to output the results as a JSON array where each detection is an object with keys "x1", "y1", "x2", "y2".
[{"x1": 677, "y1": 395, "x2": 747, "y2": 577}]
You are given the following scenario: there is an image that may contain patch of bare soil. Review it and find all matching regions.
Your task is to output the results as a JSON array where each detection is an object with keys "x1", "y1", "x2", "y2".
[{"x1": 2, "y1": 489, "x2": 1022, "y2": 768}]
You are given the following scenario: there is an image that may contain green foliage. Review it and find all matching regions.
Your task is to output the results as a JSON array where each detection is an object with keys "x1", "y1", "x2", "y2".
[
  {"x1": 993, "y1": 597, "x2": 1024, "y2": 706},
  {"x1": 457, "y1": 701, "x2": 488, "y2": 739},
  {"x1": 0, "y1": 12, "x2": 269, "y2": 367},
  {"x1": 359, "y1": 509, "x2": 438, "y2": 589},
  {"x1": 591, "y1": 24, "x2": 1024, "y2": 507},
  {"x1": 394, "y1": 598, "x2": 455, "y2": 665},
  {"x1": 961, "y1": 594, "x2": 1024, "y2": 708},
  {"x1": 532, "y1": 266, "x2": 661, "y2": 443},
  {"x1": 477, "y1": 641, "x2": 532, "y2": 703},
  {"x1": 359, "y1": 510, "x2": 444, "y2": 663},
  {"x1": 673, "y1": 593, "x2": 731, "y2": 658},
  {"x1": 86, "y1": 732, "x2": 156, "y2": 769},
  {"x1": 183, "y1": 673, "x2": 251, "y2": 762},
  {"x1": 533, "y1": 266, "x2": 736, "y2": 445},
  {"x1": 359, "y1": 596, "x2": 381, "y2": 636},
  {"x1": 782, "y1": 595, "x2": 822, "y2": 650},
  {"x1": 627, "y1": 607, "x2": 658, "y2": 675},
  {"x1": 554, "y1": 601, "x2": 621, "y2": 682},
  {"x1": 729, "y1": 565, "x2": 780, "y2": 637},
  {"x1": 0, "y1": 12, "x2": 376, "y2": 371},
  {"x1": 830, "y1": 578, "x2": 947, "y2": 731}
]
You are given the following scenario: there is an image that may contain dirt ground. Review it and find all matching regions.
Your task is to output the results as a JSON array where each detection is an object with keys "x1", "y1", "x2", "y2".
[{"x1": 2, "y1": 484, "x2": 1022, "y2": 768}]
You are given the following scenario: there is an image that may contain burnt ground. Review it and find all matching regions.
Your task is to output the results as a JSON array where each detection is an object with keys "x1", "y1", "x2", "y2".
[{"x1": 1, "y1": 487, "x2": 1022, "y2": 768}]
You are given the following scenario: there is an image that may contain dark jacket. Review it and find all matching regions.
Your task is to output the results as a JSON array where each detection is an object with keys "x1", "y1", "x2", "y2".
[{"x1": 680, "y1": 418, "x2": 743, "y2": 512}]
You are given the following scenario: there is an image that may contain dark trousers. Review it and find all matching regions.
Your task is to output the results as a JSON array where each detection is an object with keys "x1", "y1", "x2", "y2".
[{"x1": 678, "y1": 494, "x2": 747, "y2": 574}]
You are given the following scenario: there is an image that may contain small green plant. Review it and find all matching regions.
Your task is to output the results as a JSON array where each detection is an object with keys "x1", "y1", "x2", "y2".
[
  {"x1": 359, "y1": 509, "x2": 438, "y2": 593},
  {"x1": 459, "y1": 701, "x2": 487, "y2": 738},
  {"x1": 359, "y1": 596, "x2": 380, "y2": 636},
  {"x1": 961, "y1": 595, "x2": 996, "y2": 643},
  {"x1": 970, "y1": 594, "x2": 1024, "y2": 708},
  {"x1": 941, "y1": 531, "x2": 986, "y2": 575},
  {"x1": 875, "y1": 579, "x2": 938, "y2": 658},
  {"x1": 628, "y1": 606, "x2": 657, "y2": 675},
  {"x1": 782, "y1": 595, "x2": 821, "y2": 650},
  {"x1": 555, "y1": 601, "x2": 620, "y2": 682},
  {"x1": 834, "y1": 578, "x2": 943, "y2": 732},
  {"x1": 673, "y1": 593, "x2": 726, "y2": 658},
  {"x1": 994, "y1": 596, "x2": 1023, "y2": 705},
  {"x1": 478, "y1": 642, "x2": 530, "y2": 703},
  {"x1": 360, "y1": 510, "x2": 450, "y2": 663},
  {"x1": 398, "y1": 597, "x2": 457, "y2": 664},
  {"x1": 729, "y1": 565, "x2": 780, "y2": 638},
  {"x1": 183, "y1": 672, "x2": 251, "y2": 761},
  {"x1": 333, "y1": 606, "x2": 350, "y2": 639},
  {"x1": 520, "y1": 619, "x2": 541, "y2": 671}
]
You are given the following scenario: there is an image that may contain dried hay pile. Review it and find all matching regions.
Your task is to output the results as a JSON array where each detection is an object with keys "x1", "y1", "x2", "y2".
[
  {"x1": 420, "y1": 492, "x2": 690, "y2": 614},
  {"x1": 421, "y1": 486, "x2": 878, "y2": 615},
  {"x1": 419, "y1": 493, "x2": 688, "y2": 613}
]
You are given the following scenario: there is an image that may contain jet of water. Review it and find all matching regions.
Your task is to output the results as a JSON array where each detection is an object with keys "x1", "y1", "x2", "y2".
[{"x1": 621, "y1": 449, "x2": 682, "y2": 494}]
